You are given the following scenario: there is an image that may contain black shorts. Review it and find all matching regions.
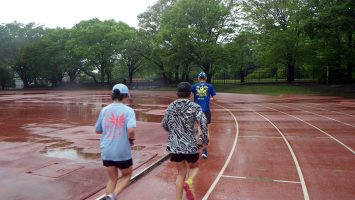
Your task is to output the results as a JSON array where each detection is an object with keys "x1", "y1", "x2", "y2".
[
  {"x1": 103, "y1": 159, "x2": 133, "y2": 169},
  {"x1": 170, "y1": 153, "x2": 199, "y2": 163},
  {"x1": 204, "y1": 112, "x2": 211, "y2": 124}
]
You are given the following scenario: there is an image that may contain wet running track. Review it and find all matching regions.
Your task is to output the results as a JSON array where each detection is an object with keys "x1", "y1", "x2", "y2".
[{"x1": 0, "y1": 90, "x2": 354, "y2": 200}]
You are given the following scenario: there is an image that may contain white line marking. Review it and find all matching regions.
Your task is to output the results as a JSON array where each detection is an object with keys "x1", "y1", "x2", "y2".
[
  {"x1": 254, "y1": 111, "x2": 309, "y2": 200},
  {"x1": 274, "y1": 179, "x2": 301, "y2": 184},
  {"x1": 221, "y1": 175, "x2": 301, "y2": 184},
  {"x1": 202, "y1": 103, "x2": 239, "y2": 200},
  {"x1": 238, "y1": 135, "x2": 282, "y2": 139},
  {"x1": 300, "y1": 103, "x2": 355, "y2": 118},
  {"x1": 257, "y1": 104, "x2": 355, "y2": 154},
  {"x1": 222, "y1": 175, "x2": 247, "y2": 179},
  {"x1": 272, "y1": 103, "x2": 355, "y2": 128}
]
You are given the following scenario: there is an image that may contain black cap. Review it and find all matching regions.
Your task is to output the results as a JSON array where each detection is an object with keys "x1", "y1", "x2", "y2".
[{"x1": 177, "y1": 82, "x2": 192, "y2": 93}]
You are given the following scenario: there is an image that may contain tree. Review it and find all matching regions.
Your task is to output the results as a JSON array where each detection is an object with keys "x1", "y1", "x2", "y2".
[
  {"x1": 1, "y1": 22, "x2": 44, "y2": 87},
  {"x1": 137, "y1": 0, "x2": 178, "y2": 83},
  {"x1": 304, "y1": 0, "x2": 354, "y2": 82},
  {"x1": 243, "y1": 0, "x2": 306, "y2": 83},
  {"x1": 226, "y1": 33, "x2": 254, "y2": 83},
  {"x1": 69, "y1": 19, "x2": 132, "y2": 84},
  {"x1": 119, "y1": 30, "x2": 146, "y2": 84},
  {"x1": 159, "y1": 0, "x2": 238, "y2": 82},
  {"x1": 0, "y1": 66, "x2": 14, "y2": 89}
]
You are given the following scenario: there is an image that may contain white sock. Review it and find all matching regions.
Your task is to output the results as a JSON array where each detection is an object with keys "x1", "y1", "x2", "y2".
[{"x1": 106, "y1": 194, "x2": 116, "y2": 200}]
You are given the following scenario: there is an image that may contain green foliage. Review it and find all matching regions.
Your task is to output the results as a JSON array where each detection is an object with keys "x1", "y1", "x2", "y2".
[
  {"x1": 158, "y1": 0, "x2": 238, "y2": 81},
  {"x1": 0, "y1": 0, "x2": 353, "y2": 89},
  {"x1": 0, "y1": 66, "x2": 14, "y2": 89}
]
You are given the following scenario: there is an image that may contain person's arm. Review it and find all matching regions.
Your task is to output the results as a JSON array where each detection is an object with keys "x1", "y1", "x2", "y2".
[
  {"x1": 210, "y1": 85, "x2": 217, "y2": 101},
  {"x1": 196, "y1": 107, "x2": 209, "y2": 143},
  {"x1": 127, "y1": 109, "x2": 137, "y2": 146},
  {"x1": 162, "y1": 105, "x2": 171, "y2": 131},
  {"x1": 128, "y1": 127, "x2": 135, "y2": 146},
  {"x1": 211, "y1": 96, "x2": 216, "y2": 101},
  {"x1": 95, "y1": 109, "x2": 104, "y2": 134}
]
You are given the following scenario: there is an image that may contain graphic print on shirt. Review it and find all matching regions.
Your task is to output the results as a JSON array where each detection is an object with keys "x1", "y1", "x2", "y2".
[
  {"x1": 196, "y1": 85, "x2": 208, "y2": 99},
  {"x1": 104, "y1": 112, "x2": 125, "y2": 140}
]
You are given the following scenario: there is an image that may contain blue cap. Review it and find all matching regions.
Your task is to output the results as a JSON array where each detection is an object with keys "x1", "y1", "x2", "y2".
[
  {"x1": 198, "y1": 72, "x2": 207, "y2": 79},
  {"x1": 112, "y1": 84, "x2": 130, "y2": 97}
]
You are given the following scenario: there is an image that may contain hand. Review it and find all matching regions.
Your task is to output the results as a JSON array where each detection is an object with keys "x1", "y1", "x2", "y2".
[{"x1": 129, "y1": 138, "x2": 135, "y2": 146}]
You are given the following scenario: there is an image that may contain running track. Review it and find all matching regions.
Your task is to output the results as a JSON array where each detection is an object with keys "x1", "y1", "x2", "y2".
[{"x1": 113, "y1": 92, "x2": 355, "y2": 200}]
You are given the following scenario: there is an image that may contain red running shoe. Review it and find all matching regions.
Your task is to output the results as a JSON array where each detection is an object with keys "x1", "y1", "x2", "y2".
[{"x1": 183, "y1": 180, "x2": 195, "y2": 200}]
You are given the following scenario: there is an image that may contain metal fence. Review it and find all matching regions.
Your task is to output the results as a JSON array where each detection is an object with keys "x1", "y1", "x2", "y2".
[{"x1": 211, "y1": 70, "x2": 316, "y2": 85}]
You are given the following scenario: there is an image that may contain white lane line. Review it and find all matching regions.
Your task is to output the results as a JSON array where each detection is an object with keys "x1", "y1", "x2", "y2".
[
  {"x1": 238, "y1": 135, "x2": 282, "y2": 139},
  {"x1": 202, "y1": 103, "x2": 239, "y2": 200},
  {"x1": 274, "y1": 179, "x2": 301, "y2": 184},
  {"x1": 300, "y1": 103, "x2": 355, "y2": 118},
  {"x1": 254, "y1": 111, "x2": 309, "y2": 200},
  {"x1": 256, "y1": 104, "x2": 355, "y2": 154},
  {"x1": 221, "y1": 175, "x2": 301, "y2": 184},
  {"x1": 222, "y1": 175, "x2": 247, "y2": 179},
  {"x1": 271, "y1": 103, "x2": 355, "y2": 128}
]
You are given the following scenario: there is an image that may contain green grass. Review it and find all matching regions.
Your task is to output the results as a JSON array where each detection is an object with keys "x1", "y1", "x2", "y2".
[{"x1": 214, "y1": 83, "x2": 355, "y2": 97}]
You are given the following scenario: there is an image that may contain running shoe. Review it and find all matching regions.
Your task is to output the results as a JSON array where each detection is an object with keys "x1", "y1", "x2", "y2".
[
  {"x1": 105, "y1": 194, "x2": 116, "y2": 200},
  {"x1": 183, "y1": 179, "x2": 195, "y2": 200},
  {"x1": 202, "y1": 148, "x2": 208, "y2": 159}
]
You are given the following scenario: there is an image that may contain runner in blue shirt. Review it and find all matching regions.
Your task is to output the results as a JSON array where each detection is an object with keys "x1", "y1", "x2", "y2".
[
  {"x1": 192, "y1": 72, "x2": 216, "y2": 159},
  {"x1": 95, "y1": 84, "x2": 136, "y2": 200}
]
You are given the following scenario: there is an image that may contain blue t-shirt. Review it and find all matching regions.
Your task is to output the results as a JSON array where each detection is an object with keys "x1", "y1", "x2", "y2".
[
  {"x1": 192, "y1": 82, "x2": 216, "y2": 112},
  {"x1": 95, "y1": 103, "x2": 136, "y2": 161}
]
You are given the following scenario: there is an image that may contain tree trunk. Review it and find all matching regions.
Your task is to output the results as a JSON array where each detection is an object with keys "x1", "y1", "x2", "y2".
[
  {"x1": 287, "y1": 62, "x2": 295, "y2": 83},
  {"x1": 286, "y1": 52, "x2": 295, "y2": 83},
  {"x1": 240, "y1": 69, "x2": 245, "y2": 83},
  {"x1": 68, "y1": 69, "x2": 79, "y2": 83},
  {"x1": 128, "y1": 65, "x2": 134, "y2": 85},
  {"x1": 174, "y1": 65, "x2": 179, "y2": 83},
  {"x1": 347, "y1": 33, "x2": 354, "y2": 82},
  {"x1": 202, "y1": 63, "x2": 212, "y2": 83},
  {"x1": 84, "y1": 71, "x2": 98, "y2": 85},
  {"x1": 106, "y1": 71, "x2": 111, "y2": 85}
]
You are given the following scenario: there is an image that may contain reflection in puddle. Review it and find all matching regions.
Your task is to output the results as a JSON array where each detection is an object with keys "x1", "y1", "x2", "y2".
[
  {"x1": 41, "y1": 147, "x2": 100, "y2": 162},
  {"x1": 131, "y1": 145, "x2": 145, "y2": 151}
]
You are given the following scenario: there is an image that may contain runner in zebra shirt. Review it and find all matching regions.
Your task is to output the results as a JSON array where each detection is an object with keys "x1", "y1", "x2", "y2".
[{"x1": 162, "y1": 82, "x2": 208, "y2": 200}]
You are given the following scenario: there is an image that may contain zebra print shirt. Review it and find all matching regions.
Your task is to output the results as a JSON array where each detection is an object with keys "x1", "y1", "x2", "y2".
[{"x1": 162, "y1": 98, "x2": 208, "y2": 154}]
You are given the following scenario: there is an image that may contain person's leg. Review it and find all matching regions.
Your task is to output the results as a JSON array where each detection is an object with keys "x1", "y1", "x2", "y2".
[
  {"x1": 187, "y1": 161, "x2": 199, "y2": 182},
  {"x1": 113, "y1": 166, "x2": 132, "y2": 197},
  {"x1": 202, "y1": 112, "x2": 211, "y2": 159},
  {"x1": 184, "y1": 155, "x2": 199, "y2": 199},
  {"x1": 175, "y1": 161, "x2": 188, "y2": 200},
  {"x1": 106, "y1": 166, "x2": 119, "y2": 195}
]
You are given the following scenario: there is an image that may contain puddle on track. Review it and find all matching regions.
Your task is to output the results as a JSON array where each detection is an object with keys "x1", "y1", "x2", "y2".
[{"x1": 41, "y1": 147, "x2": 100, "y2": 162}]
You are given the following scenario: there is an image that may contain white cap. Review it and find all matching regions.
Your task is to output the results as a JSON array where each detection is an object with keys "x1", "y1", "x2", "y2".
[{"x1": 112, "y1": 84, "x2": 130, "y2": 97}]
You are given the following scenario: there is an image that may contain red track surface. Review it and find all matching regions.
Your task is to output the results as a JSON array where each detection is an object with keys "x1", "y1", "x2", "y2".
[{"x1": 0, "y1": 90, "x2": 354, "y2": 200}]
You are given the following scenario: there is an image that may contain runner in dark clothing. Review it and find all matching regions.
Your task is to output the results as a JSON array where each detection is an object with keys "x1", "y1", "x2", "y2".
[{"x1": 192, "y1": 72, "x2": 216, "y2": 159}]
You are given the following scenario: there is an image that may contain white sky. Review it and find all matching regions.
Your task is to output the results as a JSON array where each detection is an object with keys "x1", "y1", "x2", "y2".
[{"x1": 0, "y1": 0, "x2": 158, "y2": 28}]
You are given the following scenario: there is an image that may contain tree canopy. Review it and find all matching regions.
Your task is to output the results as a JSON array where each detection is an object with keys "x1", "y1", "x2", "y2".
[{"x1": 0, "y1": 0, "x2": 353, "y2": 89}]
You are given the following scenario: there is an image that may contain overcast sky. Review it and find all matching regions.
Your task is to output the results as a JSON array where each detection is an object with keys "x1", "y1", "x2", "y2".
[{"x1": 1, "y1": 0, "x2": 158, "y2": 28}]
